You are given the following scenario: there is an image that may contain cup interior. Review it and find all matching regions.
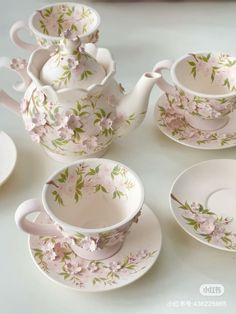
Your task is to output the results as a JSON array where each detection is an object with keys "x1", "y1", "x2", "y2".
[
  {"x1": 43, "y1": 159, "x2": 143, "y2": 230},
  {"x1": 31, "y1": 3, "x2": 99, "y2": 39},
  {"x1": 174, "y1": 53, "x2": 236, "y2": 95}
]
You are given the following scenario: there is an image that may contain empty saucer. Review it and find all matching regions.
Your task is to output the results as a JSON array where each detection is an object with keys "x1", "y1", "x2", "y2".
[
  {"x1": 155, "y1": 93, "x2": 236, "y2": 150},
  {"x1": 0, "y1": 131, "x2": 17, "y2": 185},
  {"x1": 29, "y1": 203, "x2": 162, "y2": 291},
  {"x1": 170, "y1": 159, "x2": 236, "y2": 251}
]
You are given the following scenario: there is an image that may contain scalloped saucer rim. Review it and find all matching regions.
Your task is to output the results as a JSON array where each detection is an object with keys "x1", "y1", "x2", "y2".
[
  {"x1": 0, "y1": 131, "x2": 17, "y2": 186},
  {"x1": 28, "y1": 203, "x2": 162, "y2": 292},
  {"x1": 155, "y1": 93, "x2": 236, "y2": 150}
]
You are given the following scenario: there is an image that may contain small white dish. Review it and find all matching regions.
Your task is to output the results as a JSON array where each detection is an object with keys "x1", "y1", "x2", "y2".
[
  {"x1": 155, "y1": 93, "x2": 236, "y2": 150},
  {"x1": 170, "y1": 159, "x2": 236, "y2": 251},
  {"x1": 0, "y1": 131, "x2": 17, "y2": 185},
  {"x1": 29, "y1": 203, "x2": 162, "y2": 291}
]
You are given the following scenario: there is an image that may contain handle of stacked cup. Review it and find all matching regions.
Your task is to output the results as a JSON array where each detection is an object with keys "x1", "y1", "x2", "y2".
[
  {"x1": 10, "y1": 20, "x2": 38, "y2": 52},
  {"x1": 153, "y1": 60, "x2": 176, "y2": 95}
]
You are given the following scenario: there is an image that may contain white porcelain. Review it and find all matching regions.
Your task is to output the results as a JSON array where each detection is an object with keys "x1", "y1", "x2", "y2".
[
  {"x1": 170, "y1": 159, "x2": 236, "y2": 251},
  {"x1": 10, "y1": 2, "x2": 100, "y2": 52},
  {"x1": 29, "y1": 203, "x2": 162, "y2": 291},
  {"x1": 0, "y1": 131, "x2": 17, "y2": 185},
  {"x1": 40, "y1": 33, "x2": 106, "y2": 91},
  {"x1": 15, "y1": 158, "x2": 144, "y2": 260},
  {"x1": 155, "y1": 93, "x2": 236, "y2": 150},
  {"x1": 0, "y1": 43, "x2": 160, "y2": 162},
  {"x1": 153, "y1": 52, "x2": 236, "y2": 131}
]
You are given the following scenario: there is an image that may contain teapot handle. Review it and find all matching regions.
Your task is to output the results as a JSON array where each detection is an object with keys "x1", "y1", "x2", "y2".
[
  {"x1": 152, "y1": 60, "x2": 176, "y2": 94},
  {"x1": 0, "y1": 57, "x2": 31, "y2": 115},
  {"x1": 10, "y1": 20, "x2": 38, "y2": 52}
]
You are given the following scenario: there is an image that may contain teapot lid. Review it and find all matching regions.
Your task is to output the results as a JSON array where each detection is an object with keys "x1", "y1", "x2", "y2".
[{"x1": 39, "y1": 30, "x2": 106, "y2": 90}]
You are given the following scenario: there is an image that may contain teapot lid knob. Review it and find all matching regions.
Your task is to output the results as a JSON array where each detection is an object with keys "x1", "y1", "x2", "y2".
[{"x1": 62, "y1": 29, "x2": 81, "y2": 54}]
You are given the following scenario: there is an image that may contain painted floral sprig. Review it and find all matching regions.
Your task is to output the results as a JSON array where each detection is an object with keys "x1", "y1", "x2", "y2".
[
  {"x1": 38, "y1": 4, "x2": 93, "y2": 37},
  {"x1": 187, "y1": 52, "x2": 236, "y2": 92},
  {"x1": 171, "y1": 194, "x2": 236, "y2": 250},
  {"x1": 33, "y1": 234, "x2": 157, "y2": 288},
  {"x1": 158, "y1": 93, "x2": 236, "y2": 146},
  {"x1": 47, "y1": 162, "x2": 135, "y2": 206}
]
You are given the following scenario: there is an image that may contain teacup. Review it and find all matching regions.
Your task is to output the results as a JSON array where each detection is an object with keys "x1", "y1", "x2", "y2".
[
  {"x1": 15, "y1": 158, "x2": 144, "y2": 260},
  {"x1": 10, "y1": 2, "x2": 100, "y2": 52},
  {"x1": 153, "y1": 52, "x2": 236, "y2": 131}
]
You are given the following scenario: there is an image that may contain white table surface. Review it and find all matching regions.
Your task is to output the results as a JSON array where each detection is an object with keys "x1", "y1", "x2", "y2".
[{"x1": 1, "y1": 1, "x2": 236, "y2": 313}]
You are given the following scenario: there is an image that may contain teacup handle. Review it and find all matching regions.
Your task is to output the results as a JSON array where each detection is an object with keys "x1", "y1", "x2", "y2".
[
  {"x1": 15, "y1": 199, "x2": 62, "y2": 237},
  {"x1": 153, "y1": 60, "x2": 176, "y2": 94},
  {"x1": 10, "y1": 20, "x2": 38, "y2": 52}
]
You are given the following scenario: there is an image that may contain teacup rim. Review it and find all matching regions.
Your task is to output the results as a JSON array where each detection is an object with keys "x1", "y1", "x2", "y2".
[
  {"x1": 42, "y1": 158, "x2": 144, "y2": 234},
  {"x1": 171, "y1": 51, "x2": 236, "y2": 99},
  {"x1": 28, "y1": 2, "x2": 101, "y2": 42}
]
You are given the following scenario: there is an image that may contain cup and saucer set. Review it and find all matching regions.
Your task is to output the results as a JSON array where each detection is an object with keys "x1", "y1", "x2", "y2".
[
  {"x1": 1, "y1": 2, "x2": 236, "y2": 292},
  {"x1": 154, "y1": 52, "x2": 236, "y2": 150}
]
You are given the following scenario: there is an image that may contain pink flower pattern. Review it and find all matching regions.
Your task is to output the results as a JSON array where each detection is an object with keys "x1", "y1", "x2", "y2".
[
  {"x1": 57, "y1": 127, "x2": 74, "y2": 140},
  {"x1": 165, "y1": 116, "x2": 185, "y2": 130},
  {"x1": 64, "y1": 261, "x2": 83, "y2": 275},
  {"x1": 80, "y1": 236, "x2": 100, "y2": 252},
  {"x1": 81, "y1": 136, "x2": 98, "y2": 150},
  {"x1": 67, "y1": 57, "x2": 79, "y2": 70},
  {"x1": 171, "y1": 194, "x2": 236, "y2": 250},
  {"x1": 32, "y1": 233, "x2": 157, "y2": 288},
  {"x1": 29, "y1": 126, "x2": 46, "y2": 143},
  {"x1": 87, "y1": 262, "x2": 99, "y2": 273},
  {"x1": 37, "y1": 5, "x2": 96, "y2": 40},
  {"x1": 109, "y1": 261, "x2": 122, "y2": 272},
  {"x1": 158, "y1": 93, "x2": 236, "y2": 147},
  {"x1": 46, "y1": 162, "x2": 140, "y2": 252},
  {"x1": 32, "y1": 112, "x2": 47, "y2": 126},
  {"x1": 67, "y1": 114, "x2": 82, "y2": 129},
  {"x1": 180, "y1": 53, "x2": 236, "y2": 119},
  {"x1": 10, "y1": 58, "x2": 27, "y2": 71},
  {"x1": 99, "y1": 117, "x2": 113, "y2": 130}
]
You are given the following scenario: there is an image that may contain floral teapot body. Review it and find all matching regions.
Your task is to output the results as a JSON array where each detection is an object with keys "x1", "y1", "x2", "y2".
[{"x1": 0, "y1": 33, "x2": 160, "y2": 162}]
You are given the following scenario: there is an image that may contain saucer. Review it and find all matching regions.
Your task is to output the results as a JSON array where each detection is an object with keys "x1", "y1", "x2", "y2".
[
  {"x1": 0, "y1": 131, "x2": 17, "y2": 185},
  {"x1": 170, "y1": 159, "x2": 236, "y2": 251},
  {"x1": 29, "y1": 204, "x2": 162, "y2": 291},
  {"x1": 155, "y1": 93, "x2": 236, "y2": 150}
]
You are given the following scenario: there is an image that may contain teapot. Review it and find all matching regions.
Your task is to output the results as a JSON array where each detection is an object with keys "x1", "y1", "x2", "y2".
[{"x1": 0, "y1": 32, "x2": 160, "y2": 162}]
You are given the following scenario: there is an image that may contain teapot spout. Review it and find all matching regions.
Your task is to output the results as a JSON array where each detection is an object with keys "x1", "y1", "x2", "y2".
[{"x1": 116, "y1": 72, "x2": 161, "y2": 137}]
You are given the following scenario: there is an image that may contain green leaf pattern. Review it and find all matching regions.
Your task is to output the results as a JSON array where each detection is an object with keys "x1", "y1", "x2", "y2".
[
  {"x1": 38, "y1": 4, "x2": 93, "y2": 38},
  {"x1": 158, "y1": 93, "x2": 236, "y2": 147},
  {"x1": 22, "y1": 72, "x2": 140, "y2": 158},
  {"x1": 32, "y1": 233, "x2": 157, "y2": 288},
  {"x1": 47, "y1": 162, "x2": 135, "y2": 206},
  {"x1": 171, "y1": 194, "x2": 236, "y2": 250},
  {"x1": 188, "y1": 53, "x2": 236, "y2": 92}
]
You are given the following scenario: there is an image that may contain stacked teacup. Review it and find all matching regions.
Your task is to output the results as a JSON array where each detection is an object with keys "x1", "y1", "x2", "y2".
[{"x1": 10, "y1": 2, "x2": 100, "y2": 52}]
